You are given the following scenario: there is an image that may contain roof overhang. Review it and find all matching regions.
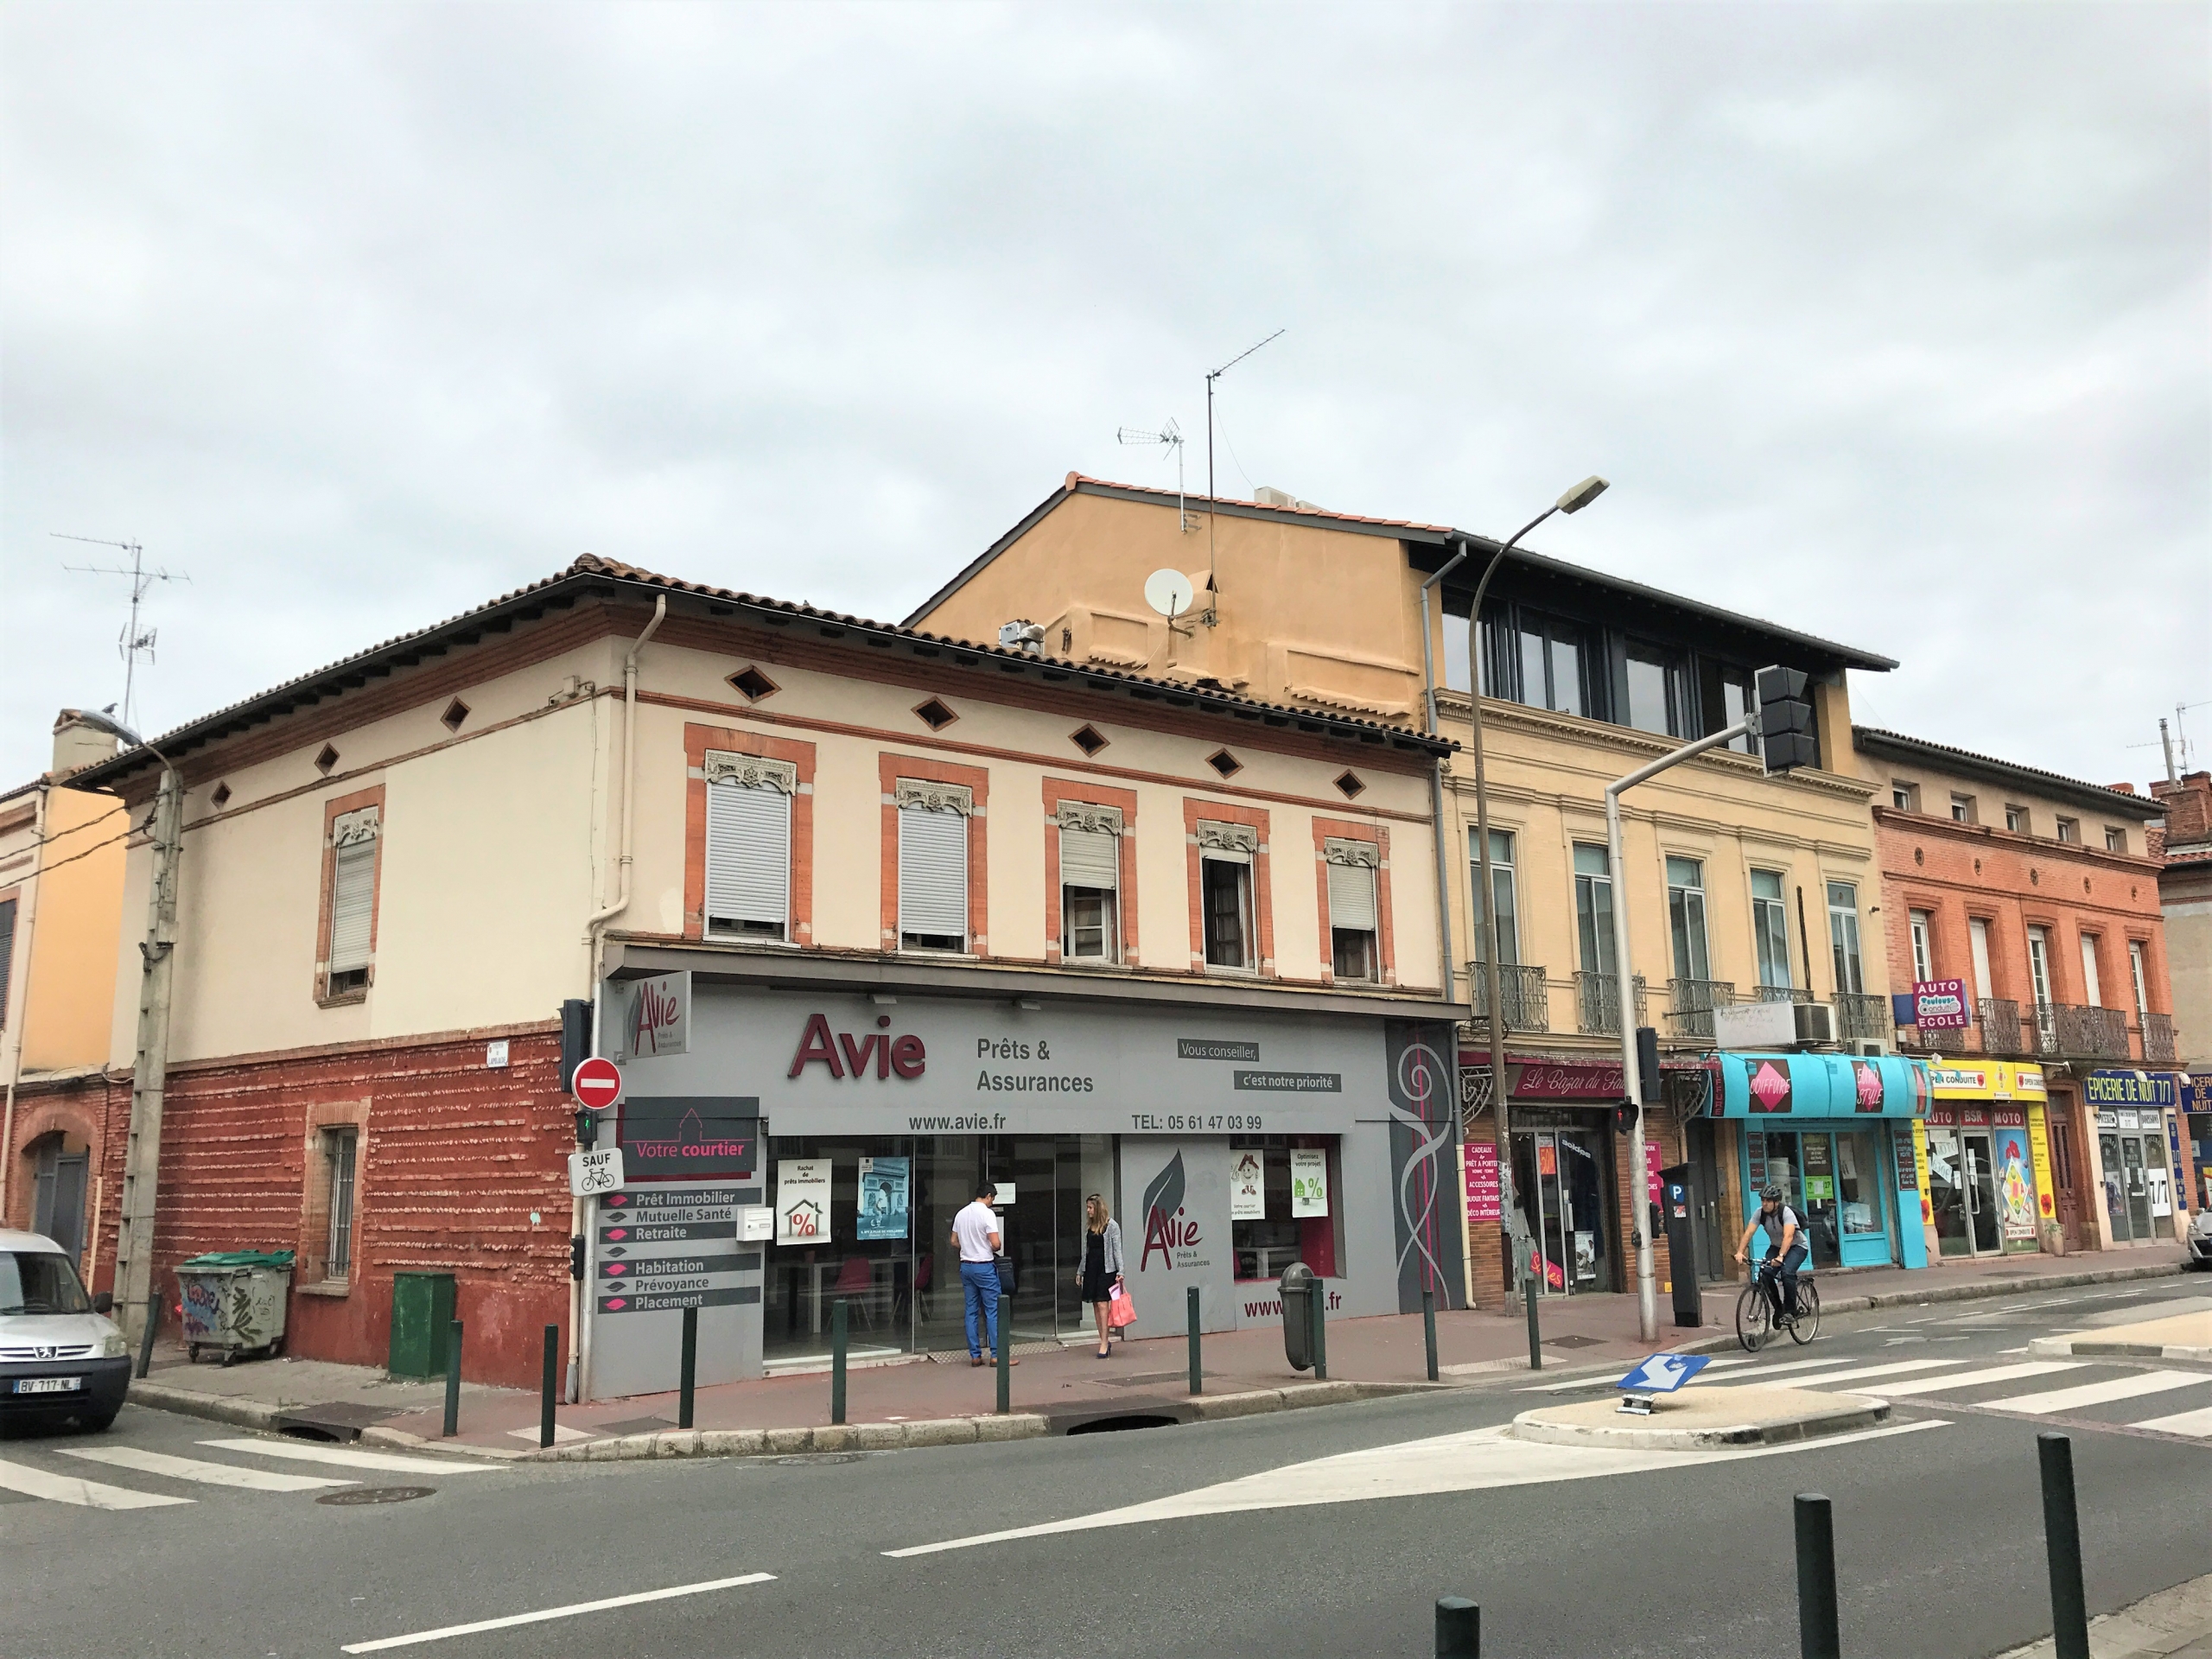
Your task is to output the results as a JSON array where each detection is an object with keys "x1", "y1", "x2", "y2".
[{"x1": 1854, "y1": 728, "x2": 2165, "y2": 820}]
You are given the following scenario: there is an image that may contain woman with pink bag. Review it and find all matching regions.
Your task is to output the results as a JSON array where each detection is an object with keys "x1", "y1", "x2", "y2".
[{"x1": 1075, "y1": 1193, "x2": 1126, "y2": 1358}]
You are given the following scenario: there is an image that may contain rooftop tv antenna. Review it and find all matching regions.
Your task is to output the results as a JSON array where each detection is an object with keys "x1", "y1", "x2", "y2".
[
  {"x1": 55, "y1": 534, "x2": 188, "y2": 731},
  {"x1": 1203, "y1": 328, "x2": 1285, "y2": 618},
  {"x1": 1116, "y1": 419, "x2": 1197, "y2": 533}
]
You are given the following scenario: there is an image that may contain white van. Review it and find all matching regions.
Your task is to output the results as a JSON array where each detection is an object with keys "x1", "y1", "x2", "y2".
[{"x1": 0, "y1": 1228, "x2": 130, "y2": 1432}]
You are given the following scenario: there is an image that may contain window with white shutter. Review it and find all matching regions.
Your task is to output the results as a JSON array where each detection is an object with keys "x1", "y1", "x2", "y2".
[
  {"x1": 326, "y1": 806, "x2": 380, "y2": 996},
  {"x1": 897, "y1": 780, "x2": 971, "y2": 950},
  {"x1": 1324, "y1": 836, "x2": 1379, "y2": 981},
  {"x1": 1058, "y1": 804, "x2": 1121, "y2": 962},
  {"x1": 702, "y1": 752, "x2": 795, "y2": 940}
]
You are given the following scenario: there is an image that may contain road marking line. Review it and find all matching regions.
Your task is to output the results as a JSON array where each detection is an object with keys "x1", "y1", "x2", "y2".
[
  {"x1": 0, "y1": 1456, "x2": 194, "y2": 1510},
  {"x1": 1514, "y1": 1354, "x2": 1753, "y2": 1395},
  {"x1": 1707, "y1": 1358, "x2": 1958, "y2": 1389},
  {"x1": 1843, "y1": 1361, "x2": 2080, "y2": 1399},
  {"x1": 197, "y1": 1439, "x2": 493, "y2": 1474},
  {"x1": 1983, "y1": 1370, "x2": 2212, "y2": 1416},
  {"x1": 59, "y1": 1446, "x2": 354, "y2": 1491},
  {"x1": 338, "y1": 1573, "x2": 777, "y2": 1653},
  {"x1": 2130, "y1": 1404, "x2": 2212, "y2": 1438}
]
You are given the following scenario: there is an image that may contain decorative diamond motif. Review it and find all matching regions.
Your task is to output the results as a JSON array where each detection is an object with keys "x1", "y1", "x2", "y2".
[
  {"x1": 314, "y1": 744, "x2": 340, "y2": 776},
  {"x1": 913, "y1": 696, "x2": 957, "y2": 731},
  {"x1": 441, "y1": 698, "x2": 470, "y2": 732},
  {"x1": 1333, "y1": 770, "x2": 1365, "y2": 798},
  {"x1": 1206, "y1": 748, "x2": 1242, "y2": 779},
  {"x1": 1069, "y1": 724, "x2": 1109, "y2": 758},
  {"x1": 728, "y1": 665, "x2": 779, "y2": 702},
  {"x1": 1750, "y1": 1061, "x2": 1792, "y2": 1111}
]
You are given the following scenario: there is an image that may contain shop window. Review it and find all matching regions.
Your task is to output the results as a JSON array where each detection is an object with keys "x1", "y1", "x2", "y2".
[
  {"x1": 1230, "y1": 1137, "x2": 1340, "y2": 1280},
  {"x1": 1469, "y1": 829, "x2": 1517, "y2": 964},
  {"x1": 1625, "y1": 640, "x2": 1688, "y2": 737},
  {"x1": 896, "y1": 784, "x2": 971, "y2": 952},
  {"x1": 1751, "y1": 869, "x2": 1791, "y2": 989},
  {"x1": 1573, "y1": 843, "x2": 1615, "y2": 976},
  {"x1": 1058, "y1": 806, "x2": 1122, "y2": 963},
  {"x1": 1665, "y1": 856, "x2": 1709, "y2": 982},
  {"x1": 1323, "y1": 838, "x2": 1379, "y2": 982},
  {"x1": 1827, "y1": 882, "x2": 1864, "y2": 995},
  {"x1": 324, "y1": 804, "x2": 381, "y2": 999},
  {"x1": 703, "y1": 753, "x2": 795, "y2": 941}
]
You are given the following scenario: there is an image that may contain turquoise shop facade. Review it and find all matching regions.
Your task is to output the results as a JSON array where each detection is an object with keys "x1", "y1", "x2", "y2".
[{"x1": 1721, "y1": 1052, "x2": 1933, "y2": 1272}]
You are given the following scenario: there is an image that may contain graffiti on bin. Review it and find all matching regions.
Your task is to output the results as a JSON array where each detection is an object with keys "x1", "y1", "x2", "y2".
[{"x1": 181, "y1": 1275, "x2": 267, "y2": 1344}]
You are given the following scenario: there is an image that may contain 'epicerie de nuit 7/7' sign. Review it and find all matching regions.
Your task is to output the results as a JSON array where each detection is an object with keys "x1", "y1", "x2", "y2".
[{"x1": 616, "y1": 1097, "x2": 760, "y2": 1180}]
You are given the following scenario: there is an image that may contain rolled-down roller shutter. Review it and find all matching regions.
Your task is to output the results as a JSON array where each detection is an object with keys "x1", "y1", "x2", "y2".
[
  {"x1": 705, "y1": 780, "x2": 791, "y2": 933},
  {"x1": 1059, "y1": 824, "x2": 1118, "y2": 890},
  {"x1": 329, "y1": 841, "x2": 378, "y2": 971},
  {"x1": 1327, "y1": 859, "x2": 1377, "y2": 932},
  {"x1": 899, "y1": 806, "x2": 969, "y2": 940}
]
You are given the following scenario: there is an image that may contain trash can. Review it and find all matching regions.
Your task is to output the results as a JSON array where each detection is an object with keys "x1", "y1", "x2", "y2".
[
  {"x1": 175, "y1": 1251, "x2": 295, "y2": 1366},
  {"x1": 388, "y1": 1271, "x2": 457, "y2": 1378}
]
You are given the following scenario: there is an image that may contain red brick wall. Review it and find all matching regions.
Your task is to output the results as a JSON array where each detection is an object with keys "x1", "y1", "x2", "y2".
[{"x1": 22, "y1": 1024, "x2": 571, "y2": 1389}]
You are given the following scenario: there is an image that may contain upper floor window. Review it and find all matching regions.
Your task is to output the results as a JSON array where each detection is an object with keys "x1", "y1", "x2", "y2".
[
  {"x1": 2077, "y1": 934, "x2": 2103, "y2": 1007},
  {"x1": 1506, "y1": 613, "x2": 1592, "y2": 717},
  {"x1": 2025, "y1": 925, "x2": 2054, "y2": 1007},
  {"x1": 0, "y1": 895, "x2": 16, "y2": 1029},
  {"x1": 2005, "y1": 804, "x2": 2028, "y2": 833},
  {"x1": 1470, "y1": 829, "x2": 1517, "y2": 964},
  {"x1": 2055, "y1": 817, "x2": 2080, "y2": 843},
  {"x1": 1750, "y1": 868, "x2": 1791, "y2": 988},
  {"x1": 326, "y1": 805, "x2": 381, "y2": 998},
  {"x1": 1058, "y1": 804, "x2": 1122, "y2": 963},
  {"x1": 1949, "y1": 794, "x2": 1976, "y2": 824},
  {"x1": 896, "y1": 780, "x2": 972, "y2": 952},
  {"x1": 1573, "y1": 843, "x2": 1616, "y2": 976},
  {"x1": 1891, "y1": 781, "x2": 1919, "y2": 813},
  {"x1": 1827, "y1": 881, "x2": 1864, "y2": 995},
  {"x1": 1323, "y1": 838, "x2": 1380, "y2": 982},
  {"x1": 1198, "y1": 821, "x2": 1257, "y2": 971},
  {"x1": 1624, "y1": 640, "x2": 1688, "y2": 737},
  {"x1": 1910, "y1": 910, "x2": 1934, "y2": 985},
  {"x1": 1665, "y1": 856, "x2": 1709, "y2": 982},
  {"x1": 2103, "y1": 826, "x2": 2127, "y2": 853},
  {"x1": 703, "y1": 752, "x2": 795, "y2": 941},
  {"x1": 2127, "y1": 940, "x2": 2150, "y2": 1017},
  {"x1": 1699, "y1": 662, "x2": 1756, "y2": 753}
]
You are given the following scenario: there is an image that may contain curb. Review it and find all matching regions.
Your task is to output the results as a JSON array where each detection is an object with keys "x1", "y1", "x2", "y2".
[
  {"x1": 2029, "y1": 1334, "x2": 2212, "y2": 1363},
  {"x1": 125, "y1": 1380, "x2": 289, "y2": 1433},
  {"x1": 1510, "y1": 1394, "x2": 1889, "y2": 1451}
]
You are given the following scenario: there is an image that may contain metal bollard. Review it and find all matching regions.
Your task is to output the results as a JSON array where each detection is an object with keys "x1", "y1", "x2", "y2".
[
  {"x1": 995, "y1": 1294, "x2": 1012, "y2": 1414},
  {"x1": 1422, "y1": 1287, "x2": 1439, "y2": 1382},
  {"x1": 830, "y1": 1300, "x2": 849, "y2": 1426},
  {"x1": 1310, "y1": 1279, "x2": 1328, "y2": 1382},
  {"x1": 442, "y1": 1319, "x2": 463, "y2": 1439},
  {"x1": 1794, "y1": 1491, "x2": 1840, "y2": 1659},
  {"x1": 134, "y1": 1289, "x2": 161, "y2": 1381},
  {"x1": 540, "y1": 1324, "x2": 558, "y2": 1450},
  {"x1": 1434, "y1": 1596, "x2": 1480, "y2": 1658},
  {"x1": 1524, "y1": 1262, "x2": 1542, "y2": 1373},
  {"x1": 2038, "y1": 1433, "x2": 2090, "y2": 1659},
  {"x1": 678, "y1": 1304, "x2": 698, "y2": 1431},
  {"x1": 1187, "y1": 1285, "x2": 1203, "y2": 1395}
]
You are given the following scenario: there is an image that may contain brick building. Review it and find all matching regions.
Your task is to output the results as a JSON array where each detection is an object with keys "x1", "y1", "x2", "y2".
[
  {"x1": 2146, "y1": 769, "x2": 2211, "y2": 1205},
  {"x1": 1853, "y1": 728, "x2": 2191, "y2": 1257}
]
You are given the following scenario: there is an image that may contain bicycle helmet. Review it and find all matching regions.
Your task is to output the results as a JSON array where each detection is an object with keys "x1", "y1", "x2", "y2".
[{"x1": 1761, "y1": 1185, "x2": 1786, "y2": 1204}]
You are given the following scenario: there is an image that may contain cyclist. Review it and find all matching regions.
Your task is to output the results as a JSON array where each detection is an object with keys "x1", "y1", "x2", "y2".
[{"x1": 1734, "y1": 1185, "x2": 1807, "y2": 1328}]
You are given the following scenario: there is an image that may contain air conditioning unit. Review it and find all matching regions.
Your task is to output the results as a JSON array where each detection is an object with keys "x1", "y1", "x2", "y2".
[
  {"x1": 1849, "y1": 1038, "x2": 1890, "y2": 1058},
  {"x1": 1793, "y1": 1002, "x2": 1837, "y2": 1046}
]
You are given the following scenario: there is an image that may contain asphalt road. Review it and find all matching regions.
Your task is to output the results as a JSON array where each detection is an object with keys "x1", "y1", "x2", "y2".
[{"x1": 4, "y1": 1274, "x2": 2208, "y2": 1659}]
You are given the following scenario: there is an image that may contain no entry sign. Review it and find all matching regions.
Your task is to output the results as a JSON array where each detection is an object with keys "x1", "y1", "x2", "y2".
[{"x1": 572, "y1": 1056, "x2": 623, "y2": 1110}]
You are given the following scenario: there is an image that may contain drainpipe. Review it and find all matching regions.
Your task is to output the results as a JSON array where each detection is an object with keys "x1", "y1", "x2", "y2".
[
  {"x1": 0, "y1": 783, "x2": 50, "y2": 1229},
  {"x1": 576, "y1": 593, "x2": 665, "y2": 1402},
  {"x1": 1418, "y1": 544, "x2": 1471, "y2": 1001}
]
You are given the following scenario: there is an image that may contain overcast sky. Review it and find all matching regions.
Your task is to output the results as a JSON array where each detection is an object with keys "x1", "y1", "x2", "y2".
[{"x1": 4, "y1": 3, "x2": 2206, "y2": 793}]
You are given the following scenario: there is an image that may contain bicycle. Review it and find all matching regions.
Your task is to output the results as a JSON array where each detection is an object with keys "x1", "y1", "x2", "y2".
[{"x1": 1735, "y1": 1257, "x2": 1821, "y2": 1352}]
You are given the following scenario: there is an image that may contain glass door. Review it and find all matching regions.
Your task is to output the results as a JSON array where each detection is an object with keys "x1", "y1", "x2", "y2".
[
  {"x1": 1926, "y1": 1127, "x2": 1972, "y2": 1256},
  {"x1": 1558, "y1": 1130, "x2": 1613, "y2": 1292},
  {"x1": 2098, "y1": 1132, "x2": 2130, "y2": 1242},
  {"x1": 2121, "y1": 1137, "x2": 2153, "y2": 1241},
  {"x1": 1961, "y1": 1132, "x2": 2000, "y2": 1254},
  {"x1": 982, "y1": 1137, "x2": 1062, "y2": 1345},
  {"x1": 1798, "y1": 1134, "x2": 1842, "y2": 1267},
  {"x1": 2144, "y1": 1132, "x2": 2172, "y2": 1236}
]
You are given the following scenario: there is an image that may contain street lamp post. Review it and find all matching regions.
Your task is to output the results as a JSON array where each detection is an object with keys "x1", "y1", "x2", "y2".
[
  {"x1": 1462, "y1": 477, "x2": 1607, "y2": 1302},
  {"x1": 76, "y1": 710, "x2": 181, "y2": 1351}
]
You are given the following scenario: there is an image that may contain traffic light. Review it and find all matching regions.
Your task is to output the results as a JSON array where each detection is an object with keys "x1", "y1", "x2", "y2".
[
  {"x1": 1612, "y1": 1098, "x2": 1641, "y2": 1139},
  {"x1": 574, "y1": 1107, "x2": 598, "y2": 1148},
  {"x1": 559, "y1": 998, "x2": 590, "y2": 1092},
  {"x1": 569, "y1": 1236, "x2": 587, "y2": 1281},
  {"x1": 1755, "y1": 665, "x2": 1817, "y2": 774},
  {"x1": 1636, "y1": 1025, "x2": 1662, "y2": 1105}
]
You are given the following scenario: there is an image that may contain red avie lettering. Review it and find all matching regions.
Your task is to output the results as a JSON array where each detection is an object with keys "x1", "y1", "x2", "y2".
[
  {"x1": 789, "y1": 1012, "x2": 843, "y2": 1078},
  {"x1": 1141, "y1": 1206, "x2": 1201, "y2": 1271},
  {"x1": 789, "y1": 1014, "x2": 926, "y2": 1081}
]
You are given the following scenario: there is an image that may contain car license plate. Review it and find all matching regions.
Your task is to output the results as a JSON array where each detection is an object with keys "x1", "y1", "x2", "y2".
[{"x1": 14, "y1": 1376, "x2": 81, "y2": 1394}]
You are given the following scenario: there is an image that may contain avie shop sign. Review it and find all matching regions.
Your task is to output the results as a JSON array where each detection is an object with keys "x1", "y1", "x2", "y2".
[{"x1": 2084, "y1": 1071, "x2": 2177, "y2": 1109}]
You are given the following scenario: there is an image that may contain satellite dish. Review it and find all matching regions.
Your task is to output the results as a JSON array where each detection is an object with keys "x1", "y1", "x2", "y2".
[{"x1": 1143, "y1": 569, "x2": 1196, "y2": 620}]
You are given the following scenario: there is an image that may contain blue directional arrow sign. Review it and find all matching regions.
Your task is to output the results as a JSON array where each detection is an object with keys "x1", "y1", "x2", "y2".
[{"x1": 1617, "y1": 1352, "x2": 1712, "y2": 1394}]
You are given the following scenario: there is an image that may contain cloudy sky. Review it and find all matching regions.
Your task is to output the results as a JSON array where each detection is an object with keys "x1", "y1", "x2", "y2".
[{"x1": 3, "y1": 3, "x2": 2206, "y2": 791}]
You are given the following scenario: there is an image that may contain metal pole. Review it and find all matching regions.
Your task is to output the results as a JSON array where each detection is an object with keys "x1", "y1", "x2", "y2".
[
  {"x1": 1186, "y1": 1285, "x2": 1203, "y2": 1395},
  {"x1": 1310, "y1": 1281, "x2": 1328, "y2": 1382},
  {"x1": 995, "y1": 1294, "x2": 1012, "y2": 1414},
  {"x1": 1523, "y1": 1259, "x2": 1541, "y2": 1371},
  {"x1": 678, "y1": 1304, "x2": 698, "y2": 1430},
  {"x1": 540, "y1": 1325, "x2": 558, "y2": 1449},
  {"x1": 2038, "y1": 1433, "x2": 2090, "y2": 1659},
  {"x1": 1422, "y1": 1287, "x2": 1439, "y2": 1382},
  {"x1": 1434, "y1": 1597, "x2": 1480, "y2": 1658},
  {"x1": 442, "y1": 1320, "x2": 463, "y2": 1439},
  {"x1": 1605, "y1": 715, "x2": 1752, "y2": 1344},
  {"x1": 830, "y1": 1300, "x2": 849, "y2": 1427},
  {"x1": 1794, "y1": 1492, "x2": 1840, "y2": 1659},
  {"x1": 112, "y1": 765, "x2": 182, "y2": 1350}
]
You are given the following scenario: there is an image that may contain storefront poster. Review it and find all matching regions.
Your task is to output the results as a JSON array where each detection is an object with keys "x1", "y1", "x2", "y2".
[
  {"x1": 855, "y1": 1156, "x2": 909, "y2": 1242},
  {"x1": 1463, "y1": 1140, "x2": 1500, "y2": 1224},
  {"x1": 1646, "y1": 1141, "x2": 1662, "y2": 1205},
  {"x1": 616, "y1": 1098, "x2": 760, "y2": 1181},
  {"x1": 1291, "y1": 1148, "x2": 1330, "y2": 1217},
  {"x1": 1992, "y1": 1126, "x2": 2037, "y2": 1243},
  {"x1": 2026, "y1": 1105, "x2": 2058, "y2": 1229},
  {"x1": 1230, "y1": 1150, "x2": 1266, "y2": 1220},
  {"x1": 776, "y1": 1159, "x2": 832, "y2": 1244},
  {"x1": 1911, "y1": 1122, "x2": 1934, "y2": 1226}
]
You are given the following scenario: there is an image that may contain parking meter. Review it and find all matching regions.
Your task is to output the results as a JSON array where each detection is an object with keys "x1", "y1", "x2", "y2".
[
  {"x1": 1659, "y1": 1161, "x2": 1701, "y2": 1328},
  {"x1": 1280, "y1": 1262, "x2": 1316, "y2": 1372}
]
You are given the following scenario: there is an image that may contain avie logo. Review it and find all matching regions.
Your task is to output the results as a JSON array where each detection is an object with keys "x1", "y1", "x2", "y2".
[
  {"x1": 1139, "y1": 1151, "x2": 1202, "y2": 1271},
  {"x1": 628, "y1": 978, "x2": 684, "y2": 1056},
  {"x1": 788, "y1": 1013, "x2": 927, "y2": 1081}
]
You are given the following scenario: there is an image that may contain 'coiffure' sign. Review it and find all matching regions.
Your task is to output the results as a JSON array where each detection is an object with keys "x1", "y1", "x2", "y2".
[{"x1": 618, "y1": 971, "x2": 690, "y2": 1060}]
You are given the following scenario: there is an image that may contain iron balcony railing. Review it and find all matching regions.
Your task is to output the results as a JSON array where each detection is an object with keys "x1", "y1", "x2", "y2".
[
  {"x1": 1753, "y1": 984, "x2": 1812, "y2": 1004},
  {"x1": 2055, "y1": 1004, "x2": 2131, "y2": 1060},
  {"x1": 2141, "y1": 1011, "x2": 2177, "y2": 1064},
  {"x1": 1667, "y1": 977, "x2": 1737, "y2": 1043},
  {"x1": 1575, "y1": 971, "x2": 1649, "y2": 1037},
  {"x1": 1470, "y1": 963, "x2": 1551, "y2": 1034},
  {"x1": 1975, "y1": 998, "x2": 2024, "y2": 1055},
  {"x1": 1834, "y1": 993, "x2": 1891, "y2": 1041}
]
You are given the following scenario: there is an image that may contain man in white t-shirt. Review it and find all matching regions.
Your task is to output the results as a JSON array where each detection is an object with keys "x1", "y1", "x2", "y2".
[{"x1": 950, "y1": 1182, "x2": 1012, "y2": 1366}]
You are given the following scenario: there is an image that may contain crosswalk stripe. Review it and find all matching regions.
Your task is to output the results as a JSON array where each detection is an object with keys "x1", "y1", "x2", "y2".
[
  {"x1": 0, "y1": 1456, "x2": 194, "y2": 1510},
  {"x1": 197, "y1": 1439, "x2": 493, "y2": 1475},
  {"x1": 61, "y1": 1446, "x2": 356, "y2": 1491},
  {"x1": 2130, "y1": 1404, "x2": 2212, "y2": 1438},
  {"x1": 1840, "y1": 1361, "x2": 2081, "y2": 1399},
  {"x1": 1708, "y1": 1358, "x2": 1958, "y2": 1389},
  {"x1": 1982, "y1": 1370, "x2": 2212, "y2": 1416}
]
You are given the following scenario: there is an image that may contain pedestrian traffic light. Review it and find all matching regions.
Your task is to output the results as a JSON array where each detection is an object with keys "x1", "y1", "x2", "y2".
[
  {"x1": 1755, "y1": 665, "x2": 1817, "y2": 774},
  {"x1": 569, "y1": 1236, "x2": 587, "y2": 1281},
  {"x1": 574, "y1": 1106, "x2": 598, "y2": 1148},
  {"x1": 1612, "y1": 1098, "x2": 1641, "y2": 1138}
]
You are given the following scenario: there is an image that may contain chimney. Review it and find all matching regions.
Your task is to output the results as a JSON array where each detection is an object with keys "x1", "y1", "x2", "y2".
[
  {"x1": 2150, "y1": 772, "x2": 2212, "y2": 845},
  {"x1": 51, "y1": 709, "x2": 120, "y2": 779}
]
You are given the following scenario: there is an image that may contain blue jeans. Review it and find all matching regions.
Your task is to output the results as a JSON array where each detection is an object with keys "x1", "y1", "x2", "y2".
[{"x1": 960, "y1": 1261, "x2": 1001, "y2": 1357}]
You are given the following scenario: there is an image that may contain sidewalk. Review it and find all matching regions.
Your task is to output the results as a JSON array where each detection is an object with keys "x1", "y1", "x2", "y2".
[
  {"x1": 1993, "y1": 1573, "x2": 2212, "y2": 1659},
  {"x1": 121, "y1": 1249, "x2": 2188, "y2": 1461}
]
